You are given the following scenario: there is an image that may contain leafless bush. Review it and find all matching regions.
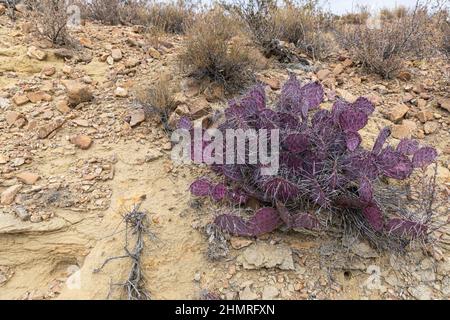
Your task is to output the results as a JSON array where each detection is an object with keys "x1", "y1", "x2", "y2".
[
  {"x1": 272, "y1": 2, "x2": 333, "y2": 60},
  {"x1": 379, "y1": 6, "x2": 408, "y2": 22},
  {"x1": 83, "y1": 0, "x2": 147, "y2": 25},
  {"x1": 339, "y1": 8, "x2": 370, "y2": 25},
  {"x1": 28, "y1": 0, "x2": 72, "y2": 45},
  {"x1": 136, "y1": 77, "x2": 177, "y2": 130},
  {"x1": 221, "y1": 0, "x2": 331, "y2": 61},
  {"x1": 337, "y1": 4, "x2": 435, "y2": 79},
  {"x1": 146, "y1": 0, "x2": 196, "y2": 34},
  {"x1": 220, "y1": 0, "x2": 278, "y2": 48},
  {"x1": 180, "y1": 8, "x2": 260, "y2": 92}
]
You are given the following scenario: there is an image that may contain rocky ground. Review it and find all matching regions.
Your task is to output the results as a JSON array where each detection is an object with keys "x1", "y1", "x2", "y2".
[{"x1": 0, "y1": 11, "x2": 449, "y2": 300}]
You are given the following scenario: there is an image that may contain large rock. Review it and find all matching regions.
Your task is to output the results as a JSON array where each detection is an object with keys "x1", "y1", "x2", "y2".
[
  {"x1": 62, "y1": 80, "x2": 93, "y2": 106},
  {"x1": 387, "y1": 104, "x2": 409, "y2": 122},
  {"x1": 12, "y1": 94, "x2": 30, "y2": 106},
  {"x1": 416, "y1": 109, "x2": 433, "y2": 123},
  {"x1": 37, "y1": 118, "x2": 65, "y2": 139},
  {"x1": 1, "y1": 185, "x2": 22, "y2": 205},
  {"x1": 27, "y1": 46, "x2": 47, "y2": 61},
  {"x1": 70, "y1": 134, "x2": 93, "y2": 150},
  {"x1": 16, "y1": 172, "x2": 40, "y2": 185},
  {"x1": 27, "y1": 91, "x2": 52, "y2": 103}
]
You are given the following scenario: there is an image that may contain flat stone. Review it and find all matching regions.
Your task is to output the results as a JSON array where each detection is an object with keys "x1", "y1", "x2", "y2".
[
  {"x1": 27, "y1": 91, "x2": 52, "y2": 103},
  {"x1": 237, "y1": 242, "x2": 295, "y2": 271},
  {"x1": 148, "y1": 47, "x2": 161, "y2": 59},
  {"x1": 27, "y1": 46, "x2": 47, "y2": 61},
  {"x1": 16, "y1": 172, "x2": 40, "y2": 185},
  {"x1": 387, "y1": 104, "x2": 409, "y2": 122},
  {"x1": 423, "y1": 121, "x2": 438, "y2": 135},
  {"x1": 14, "y1": 205, "x2": 30, "y2": 221},
  {"x1": 262, "y1": 286, "x2": 279, "y2": 300},
  {"x1": 317, "y1": 69, "x2": 331, "y2": 81},
  {"x1": 5, "y1": 111, "x2": 21, "y2": 126},
  {"x1": 129, "y1": 109, "x2": 146, "y2": 127},
  {"x1": 111, "y1": 49, "x2": 123, "y2": 61},
  {"x1": 12, "y1": 94, "x2": 30, "y2": 106},
  {"x1": 416, "y1": 109, "x2": 433, "y2": 123},
  {"x1": 408, "y1": 285, "x2": 432, "y2": 300},
  {"x1": 37, "y1": 118, "x2": 65, "y2": 139},
  {"x1": 1, "y1": 185, "x2": 22, "y2": 205},
  {"x1": 438, "y1": 98, "x2": 450, "y2": 112},
  {"x1": 41, "y1": 65, "x2": 56, "y2": 76},
  {"x1": 55, "y1": 99, "x2": 71, "y2": 114},
  {"x1": 391, "y1": 120, "x2": 417, "y2": 139},
  {"x1": 70, "y1": 134, "x2": 93, "y2": 150},
  {"x1": 239, "y1": 287, "x2": 258, "y2": 300}
]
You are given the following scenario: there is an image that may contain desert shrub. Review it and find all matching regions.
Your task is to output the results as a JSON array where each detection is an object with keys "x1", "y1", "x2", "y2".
[
  {"x1": 181, "y1": 76, "x2": 441, "y2": 250},
  {"x1": 146, "y1": 0, "x2": 196, "y2": 34},
  {"x1": 221, "y1": 0, "x2": 332, "y2": 61},
  {"x1": 28, "y1": 0, "x2": 71, "y2": 45},
  {"x1": 83, "y1": 0, "x2": 147, "y2": 25},
  {"x1": 272, "y1": 2, "x2": 332, "y2": 60},
  {"x1": 220, "y1": 0, "x2": 278, "y2": 48},
  {"x1": 379, "y1": 6, "x2": 407, "y2": 22},
  {"x1": 337, "y1": 5, "x2": 435, "y2": 79},
  {"x1": 179, "y1": 9, "x2": 259, "y2": 92},
  {"x1": 339, "y1": 8, "x2": 370, "y2": 25},
  {"x1": 136, "y1": 77, "x2": 176, "y2": 130},
  {"x1": 438, "y1": 11, "x2": 450, "y2": 56}
]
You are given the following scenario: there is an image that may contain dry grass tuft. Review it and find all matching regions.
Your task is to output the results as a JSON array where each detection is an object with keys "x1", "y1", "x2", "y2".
[{"x1": 136, "y1": 77, "x2": 177, "y2": 130}]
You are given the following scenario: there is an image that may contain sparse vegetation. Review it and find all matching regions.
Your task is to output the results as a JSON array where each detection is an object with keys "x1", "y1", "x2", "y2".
[
  {"x1": 337, "y1": 4, "x2": 435, "y2": 78},
  {"x1": 272, "y1": 1, "x2": 333, "y2": 60},
  {"x1": 136, "y1": 77, "x2": 177, "y2": 130},
  {"x1": 146, "y1": 0, "x2": 196, "y2": 34},
  {"x1": 180, "y1": 8, "x2": 260, "y2": 92},
  {"x1": 31, "y1": 0, "x2": 72, "y2": 45}
]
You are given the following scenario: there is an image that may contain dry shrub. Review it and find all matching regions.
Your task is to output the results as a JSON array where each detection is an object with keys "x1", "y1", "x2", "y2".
[
  {"x1": 26, "y1": 0, "x2": 71, "y2": 45},
  {"x1": 146, "y1": 0, "x2": 196, "y2": 34},
  {"x1": 221, "y1": 0, "x2": 332, "y2": 61},
  {"x1": 136, "y1": 77, "x2": 176, "y2": 129},
  {"x1": 338, "y1": 5, "x2": 435, "y2": 79},
  {"x1": 443, "y1": 22, "x2": 450, "y2": 56},
  {"x1": 379, "y1": 6, "x2": 408, "y2": 22},
  {"x1": 180, "y1": 9, "x2": 259, "y2": 92},
  {"x1": 84, "y1": 0, "x2": 148, "y2": 25},
  {"x1": 221, "y1": 0, "x2": 278, "y2": 48},
  {"x1": 272, "y1": 1, "x2": 333, "y2": 60},
  {"x1": 339, "y1": 9, "x2": 370, "y2": 25}
]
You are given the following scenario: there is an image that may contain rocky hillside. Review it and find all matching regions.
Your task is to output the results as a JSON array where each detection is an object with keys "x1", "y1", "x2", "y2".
[{"x1": 0, "y1": 9, "x2": 449, "y2": 300}]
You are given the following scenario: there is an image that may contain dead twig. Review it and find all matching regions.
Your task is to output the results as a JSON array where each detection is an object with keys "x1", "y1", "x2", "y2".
[{"x1": 94, "y1": 202, "x2": 154, "y2": 300}]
